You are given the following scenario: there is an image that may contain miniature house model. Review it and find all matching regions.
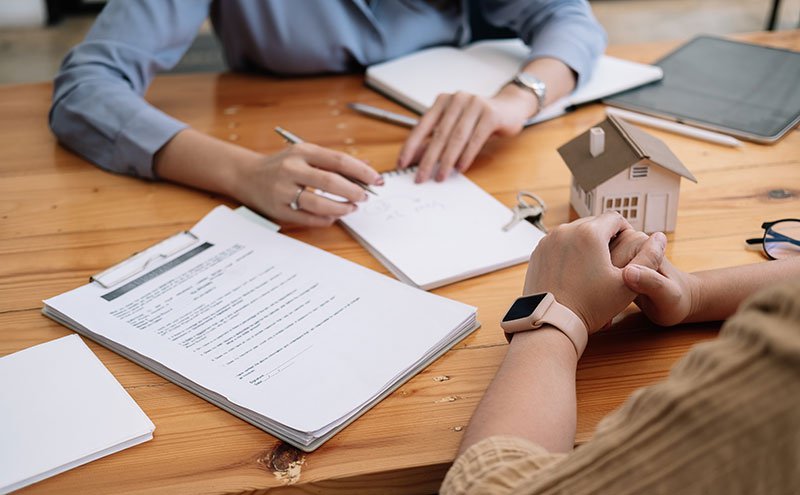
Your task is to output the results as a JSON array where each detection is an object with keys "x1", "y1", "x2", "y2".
[{"x1": 558, "y1": 115, "x2": 697, "y2": 233}]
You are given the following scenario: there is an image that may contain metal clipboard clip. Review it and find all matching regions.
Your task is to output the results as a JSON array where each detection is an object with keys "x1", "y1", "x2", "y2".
[{"x1": 90, "y1": 231, "x2": 200, "y2": 289}]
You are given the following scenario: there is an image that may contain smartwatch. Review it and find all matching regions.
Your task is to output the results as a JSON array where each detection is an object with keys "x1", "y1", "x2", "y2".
[
  {"x1": 511, "y1": 72, "x2": 547, "y2": 117},
  {"x1": 500, "y1": 292, "x2": 587, "y2": 357}
]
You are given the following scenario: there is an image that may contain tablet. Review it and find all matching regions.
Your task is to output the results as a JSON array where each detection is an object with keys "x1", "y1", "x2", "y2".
[{"x1": 605, "y1": 36, "x2": 800, "y2": 143}]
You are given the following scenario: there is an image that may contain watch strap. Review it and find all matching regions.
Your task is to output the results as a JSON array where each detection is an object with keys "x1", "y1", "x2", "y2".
[
  {"x1": 537, "y1": 301, "x2": 588, "y2": 358},
  {"x1": 502, "y1": 293, "x2": 588, "y2": 358},
  {"x1": 512, "y1": 72, "x2": 546, "y2": 117}
]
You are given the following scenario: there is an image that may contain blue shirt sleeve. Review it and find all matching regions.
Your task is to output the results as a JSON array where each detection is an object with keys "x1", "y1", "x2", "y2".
[
  {"x1": 479, "y1": 0, "x2": 607, "y2": 87},
  {"x1": 51, "y1": 0, "x2": 605, "y2": 180},
  {"x1": 50, "y1": 0, "x2": 211, "y2": 179}
]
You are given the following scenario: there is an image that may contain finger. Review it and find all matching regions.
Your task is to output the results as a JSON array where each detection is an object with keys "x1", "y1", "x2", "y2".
[
  {"x1": 628, "y1": 232, "x2": 667, "y2": 271},
  {"x1": 296, "y1": 165, "x2": 368, "y2": 203},
  {"x1": 622, "y1": 264, "x2": 675, "y2": 299},
  {"x1": 416, "y1": 93, "x2": 471, "y2": 183},
  {"x1": 609, "y1": 229, "x2": 649, "y2": 267},
  {"x1": 435, "y1": 97, "x2": 483, "y2": 181},
  {"x1": 294, "y1": 143, "x2": 383, "y2": 188},
  {"x1": 455, "y1": 110, "x2": 497, "y2": 172},
  {"x1": 294, "y1": 190, "x2": 358, "y2": 217},
  {"x1": 281, "y1": 207, "x2": 337, "y2": 228},
  {"x1": 398, "y1": 94, "x2": 450, "y2": 169},
  {"x1": 583, "y1": 211, "x2": 634, "y2": 244},
  {"x1": 408, "y1": 139, "x2": 429, "y2": 166},
  {"x1": 567, "y1": 216, "x2": 595, "y2": 227}
]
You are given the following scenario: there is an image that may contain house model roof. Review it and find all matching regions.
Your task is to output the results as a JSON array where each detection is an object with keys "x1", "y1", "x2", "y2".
[{"x1": 557, "y1": 114, "x2": 697, "y2": 192}]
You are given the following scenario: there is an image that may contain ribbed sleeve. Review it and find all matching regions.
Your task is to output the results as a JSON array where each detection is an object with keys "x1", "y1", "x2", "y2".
[{"x1": 443, "y1": 281, "x2": 800, "y2": 494}]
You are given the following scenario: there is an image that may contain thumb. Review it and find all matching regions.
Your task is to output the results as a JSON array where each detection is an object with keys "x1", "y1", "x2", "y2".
[
  {"x1": 629, "y1": 232, "x2": 666, "y2": 271},
  {"x1": 623, "y1": 263, "x2": 670, "y2": 297}
]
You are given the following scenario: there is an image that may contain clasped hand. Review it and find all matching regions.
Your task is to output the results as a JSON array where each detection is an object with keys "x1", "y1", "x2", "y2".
[{"x1": 523, "y1": 212, "x2": 696, "y2": 334}]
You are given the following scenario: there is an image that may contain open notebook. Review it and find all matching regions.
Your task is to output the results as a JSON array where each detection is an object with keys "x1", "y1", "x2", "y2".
[
  {"x1": 42, "y1": 206, "x2": 477, "y2": 452},
  {"x1": 366, "y1": 39, "x2": 663, "y2": 125},
  {"x1": 0, "y1": 335, "x2": 154, "y2": 493},
  {"x1": 338, "y1": 168, "x2": 545, "y2": 290}
]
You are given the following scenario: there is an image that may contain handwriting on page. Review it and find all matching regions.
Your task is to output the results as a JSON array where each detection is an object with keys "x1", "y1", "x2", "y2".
[{"x1": 363, "y1": 196, "x2": 446, "y2": 222}]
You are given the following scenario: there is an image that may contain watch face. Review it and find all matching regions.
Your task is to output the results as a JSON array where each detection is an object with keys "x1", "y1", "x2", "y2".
[{"x1": 502, "y1": 293, "x2": 547, "y2": 322}]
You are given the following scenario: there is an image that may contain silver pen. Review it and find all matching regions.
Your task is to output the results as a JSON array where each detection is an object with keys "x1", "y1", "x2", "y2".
[
  {"x1": 274, "y1": 126, "x2": 378, "y2": 195},
  {"x1": 347, "y1": 102, "x2": 419, "y2": 128}
]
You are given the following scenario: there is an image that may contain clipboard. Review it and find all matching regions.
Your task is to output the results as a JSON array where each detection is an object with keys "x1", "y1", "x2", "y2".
[
  {"x1": 90, "y1": 231, "x2": 200, "y2": 289},
  {"x1": 90, "y1": 206, "x2": 280, "y2": 290}
]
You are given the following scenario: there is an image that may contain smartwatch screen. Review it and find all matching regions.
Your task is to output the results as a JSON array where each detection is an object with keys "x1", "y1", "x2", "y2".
[{"x1": 503, "y1": 293, "x2": 547, "y2": 322}]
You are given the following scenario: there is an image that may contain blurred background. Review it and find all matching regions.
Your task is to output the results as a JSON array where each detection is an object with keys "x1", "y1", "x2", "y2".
[{"x1": 0, "y1": 0, "x2": 798, "y2": 86}]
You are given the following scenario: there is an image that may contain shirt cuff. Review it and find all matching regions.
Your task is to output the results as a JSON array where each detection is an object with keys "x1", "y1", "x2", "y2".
[
  {"x1": 441, "y1": 436, "x2": 566, "y2": 495},
  {"x1": 112, "y1": 105, "x2": 188, "y2": 180}
]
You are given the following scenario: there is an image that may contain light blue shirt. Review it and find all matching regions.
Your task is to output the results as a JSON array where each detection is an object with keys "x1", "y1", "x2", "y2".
[{"x1": 50, "y1": 0, "x2": 606, "y2": 179}]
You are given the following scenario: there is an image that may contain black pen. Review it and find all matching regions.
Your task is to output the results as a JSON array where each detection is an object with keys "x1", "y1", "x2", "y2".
[{"x1": 274, "y1": 126, "x2": 378, "y2": 196}]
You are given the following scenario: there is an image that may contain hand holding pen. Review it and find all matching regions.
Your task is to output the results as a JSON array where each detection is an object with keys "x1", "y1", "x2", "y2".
[
  {"x1": 275, "y1": 127, "x2": 379, "y2": 195},
  {"x1": 230, "y1": 127, "x2": 383, "y2": 228}
]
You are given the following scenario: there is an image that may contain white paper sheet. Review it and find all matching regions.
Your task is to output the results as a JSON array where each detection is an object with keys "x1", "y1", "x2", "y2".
[
  {"x1": 44, "y1": 207, "x2": 475, "y2": 434},
  {"x1": 0, "y1": 335, "x2": 154, "y2": 494},
  {"x1": 337, "y1": 169, "x2": 545, "y2": 289},
  {"x1": 366, "y1": 39, "x2": 663, "y2": 125}
]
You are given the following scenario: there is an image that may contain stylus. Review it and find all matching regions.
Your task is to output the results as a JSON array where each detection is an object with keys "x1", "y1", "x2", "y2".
[
  {"x1": 606, "y1": 107, "x2": 744, "y2": 148},
  {"x1": 347, "y1": 102, "x2": 419, "y2": 128}
]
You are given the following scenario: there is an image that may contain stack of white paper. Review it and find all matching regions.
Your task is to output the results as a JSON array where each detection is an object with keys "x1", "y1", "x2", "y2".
[
  {"x1": 42, "y1": 206, "x2": 478, "y2": 452},
  {"x1": 0, "y1": 335, "x2": 154, "y2": 494}
]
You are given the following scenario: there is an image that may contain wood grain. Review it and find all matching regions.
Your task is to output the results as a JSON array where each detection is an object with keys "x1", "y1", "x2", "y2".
[{"x1": 1, "y1": 31, "x2": 798, "y2": 494}]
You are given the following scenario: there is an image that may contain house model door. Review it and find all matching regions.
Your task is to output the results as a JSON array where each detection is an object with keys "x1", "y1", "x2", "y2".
[{"x1": 644, "y1": 193, "x2": 668, "y2": 233}]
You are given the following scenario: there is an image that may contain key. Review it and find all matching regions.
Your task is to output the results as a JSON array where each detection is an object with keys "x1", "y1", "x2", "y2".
[
  {"x1": 503, "y1": 205, "x2": 543, "y2": 232},
  {"x1": 526, "y1": 213, "x2": 547, "y2": 233}
]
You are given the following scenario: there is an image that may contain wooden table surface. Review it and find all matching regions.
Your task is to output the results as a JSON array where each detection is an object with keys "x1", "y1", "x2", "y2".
[{"x1": 1, "y1": 31, "x2": 798, "y2": 494}]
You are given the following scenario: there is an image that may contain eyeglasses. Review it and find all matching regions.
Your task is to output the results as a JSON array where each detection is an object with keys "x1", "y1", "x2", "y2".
[{"x1": 745, "y1": 219, "x2": 800, "y2": 260}]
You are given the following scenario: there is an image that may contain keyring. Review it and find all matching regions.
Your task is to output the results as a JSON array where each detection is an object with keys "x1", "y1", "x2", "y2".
[{"x1": 517, "y1": 191, "x2": 546, "y2": 212}]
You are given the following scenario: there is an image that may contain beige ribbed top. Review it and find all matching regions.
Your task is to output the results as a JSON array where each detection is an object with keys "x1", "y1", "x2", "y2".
[{"x1": 442, "y1": 281, "x2": 800, "y2": 494}]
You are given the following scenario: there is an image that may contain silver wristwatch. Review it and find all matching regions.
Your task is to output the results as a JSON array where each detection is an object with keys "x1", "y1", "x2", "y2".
[{"x1": 511, "y1": 72, "x2": 547, "y2": 116}]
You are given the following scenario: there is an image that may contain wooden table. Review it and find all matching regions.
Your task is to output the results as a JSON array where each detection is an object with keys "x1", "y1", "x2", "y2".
[{"x1": 1, "y1": 31, "x2": 798, "y2": 494}]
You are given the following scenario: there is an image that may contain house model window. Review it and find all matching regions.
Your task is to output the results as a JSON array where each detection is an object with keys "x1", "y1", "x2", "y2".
[
  {"x1": 557, "y1": 115, "x2": 697, "y2": 233},
  {"x1": 604, "y1": 195, "x2": 640, "y2": 220}
]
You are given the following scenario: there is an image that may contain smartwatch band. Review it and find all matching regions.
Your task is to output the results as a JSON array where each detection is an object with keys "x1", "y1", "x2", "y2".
[{"x1": 501, "y1": 293, "x2": 588, "y2": 357}]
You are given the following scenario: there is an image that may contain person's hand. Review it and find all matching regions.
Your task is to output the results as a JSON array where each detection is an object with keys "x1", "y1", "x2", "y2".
[
  {"x1": 237, "y1": 143, "x2": 383, "y2": 227},
  {"x1": 609, "y1": 228, "x2": 667, "y2": 269},
  {"x1": 396, "y1": 88, "x2": 534, "y2": 183},
  {"x1": 622, "y1": 258, "x2": 701, "y2": 326},
  {"x1": 522, "y1": 213, "x2": 666, "y2": 333}
]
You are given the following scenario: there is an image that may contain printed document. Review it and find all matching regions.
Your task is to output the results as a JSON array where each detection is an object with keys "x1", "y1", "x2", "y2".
[{"x1": 43, "y1": 206, "x2": 477, "y2": 451}]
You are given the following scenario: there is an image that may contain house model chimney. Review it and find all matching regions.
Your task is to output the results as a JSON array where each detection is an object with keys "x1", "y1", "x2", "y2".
[{"x1": 589, "y1": 127, "x2": 605, "y2": 157}]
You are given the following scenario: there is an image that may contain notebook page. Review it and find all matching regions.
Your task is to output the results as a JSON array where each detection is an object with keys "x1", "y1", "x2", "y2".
[
  {"x1": 339, "y1": 169, "x2": 545, "y2": 289},
  {"x1": 367, "y1": 39, "x2": 662, "y2": 124},
  {"x1": 569, "y1": 56, "x2": 663, "y2": 106},
  {"x1": 365, "y1": 45, "x2": 515, "y2": 113}
]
